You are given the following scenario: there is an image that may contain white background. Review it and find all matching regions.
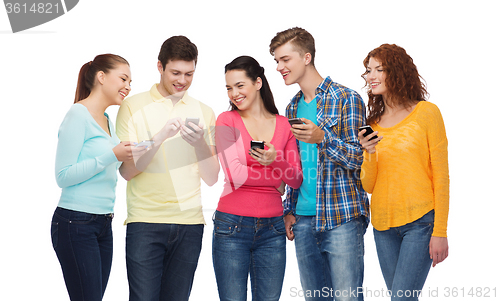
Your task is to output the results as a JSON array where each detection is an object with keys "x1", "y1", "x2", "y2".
[{"x1": 1, "y1": 0, "x2": 498, "y2": 300}]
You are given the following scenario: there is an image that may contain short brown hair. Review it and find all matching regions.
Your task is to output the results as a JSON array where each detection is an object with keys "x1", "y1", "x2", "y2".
[
  {"x1": 158, "y1": 36, "x2": 198, "y2": 69},
  {"x1": 269, "y1": 27, "x2": 316, "y2": 65}
]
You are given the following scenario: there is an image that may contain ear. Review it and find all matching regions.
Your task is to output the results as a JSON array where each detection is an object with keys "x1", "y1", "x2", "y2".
[
  {"x1": 96, "y1": 71, "x2": 105, "y2": 85},
  {"x1": 157, "y1": 60, "x2": 164, "y2": 74},
  {"x1": 304, "y1": 53, "x2": 312, "y2": 66},
  {"x1": 255, "y1": 77, "x2": 263, "y2": 90}
]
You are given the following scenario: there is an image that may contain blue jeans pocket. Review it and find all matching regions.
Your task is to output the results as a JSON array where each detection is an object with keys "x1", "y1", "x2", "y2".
[
  {"x1": 271, "y1": 218, "x2": 286, "y2": 235},
  {"x1": 51, "y1": 222, "x2": 59, "y2": 249},
  {"x1": 213, "y1": 218, "x2": 237, "y2": 237},
  {"x1": 55, "y1": 207, "x2": 97, "y2": 225},
  {"x1": 413, "y1": 210, "x2": 434, "y2": 236}
]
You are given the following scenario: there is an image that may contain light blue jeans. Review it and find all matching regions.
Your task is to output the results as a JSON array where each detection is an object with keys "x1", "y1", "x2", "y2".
[
  {"x1": 212, "y1": 210, "x2": 287, "y2": 301},
  {"x1": 292, "y1": 215, "x2": 367, "y2": 301},
  {"x1": 373, "y1": 210, "x2": 434, "y2": 301}
]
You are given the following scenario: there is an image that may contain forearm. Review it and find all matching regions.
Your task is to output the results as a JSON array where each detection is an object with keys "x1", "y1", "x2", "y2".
[
  {"x1": 319, "y1": 129, "x2": 364, "y2": 170},
  {"x1": 360, "y1": 151, "x2": 378, "y2": 193},
  {"x1": 56, "y1": 149, "x2": 117, "y2": 188},
  {"x1": 283, "y1": 186, "x2": 298, "y2": 215},
  {"x1": 320, "y1": 94, "x2": 366, "y2": 170},
  {"x1": 270, "y1": 145, "x2": 302, "y2": 189},
  {"x1": 195, "y1": 144, "x2": 219, "y2": 186}
]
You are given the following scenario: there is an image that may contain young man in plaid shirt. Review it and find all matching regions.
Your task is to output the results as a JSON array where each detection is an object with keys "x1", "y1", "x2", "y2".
[{"x1": 270, "y1": 27, "x2": 370, "y2": 301}]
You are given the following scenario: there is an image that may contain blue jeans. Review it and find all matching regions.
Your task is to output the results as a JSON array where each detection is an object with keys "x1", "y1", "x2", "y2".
[
  {"x1": 292, "y1": 215, "x2": 367, "y2": 301},
  {"x1": 126, "y1": 222, "x2": 204, "y2": 301},
  {"x1": 51, "y1": 207, "x2": 114, "y2": 301},
  {"x1": 373, "y1": 210, "x2": 434, "y2": 301},
  {"x1": 212, "y1": 211, "x2": 287, "y2": 301}
]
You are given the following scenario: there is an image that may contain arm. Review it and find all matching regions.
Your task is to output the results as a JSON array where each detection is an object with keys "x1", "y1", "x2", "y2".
[
  {"x1": 120, "y1": 117, "x2": 183, "y2": 181},
  {"x1": 216, "y1": 114, "x2": 279, "y2": 187},
  {"x1": 55, "y1": 107, "x2": 118, "y2": 188},
  {"x1": 358, "y1": 129, "x2": 383, "y2": 193},
  {"x1": 318, "y1": 93, "x2": 366, "y2": 170},
  {"x1": 180, "y1": 121, "x2": 219, "y2": 186},
  {"x1": 270, "y1": 129, "x2": 302, "y2": 189},
  {"x1": 115, "y1": 101, "x2": 183, "y2": 181},
  {"x1": 428, "y1": 105, "x2": 449, "y2": 238}
]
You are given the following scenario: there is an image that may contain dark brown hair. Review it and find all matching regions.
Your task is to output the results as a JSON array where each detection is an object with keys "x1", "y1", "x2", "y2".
[
  {"x1": 74, "y1": 54, "x2": 129, "y2": 103},
  {"x1": 362, "y1": 44, "x2": 428, "y2": 125},
  {"x1": 158, "y1": 36, "x2": 198, "y2": 69},
  {"x1": 225, "y1": 56, "x2": 278, "y2": 115},
  {"x1": 269, "y1": 27, "x2": 316, "y2": 66}
]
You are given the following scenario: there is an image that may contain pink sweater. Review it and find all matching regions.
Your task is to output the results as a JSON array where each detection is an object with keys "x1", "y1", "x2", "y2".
[{"x1": 216, "y1": 111, "x2": 302, "y2": 218}]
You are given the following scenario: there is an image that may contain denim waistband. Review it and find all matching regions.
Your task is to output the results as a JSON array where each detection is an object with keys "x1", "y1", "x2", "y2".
[
  {"x1": 213, "y1": 210, "x2": 283, "y2": 228},
  {"x1": 55, "y1": 207, "x2": 114, "y2": 220}
]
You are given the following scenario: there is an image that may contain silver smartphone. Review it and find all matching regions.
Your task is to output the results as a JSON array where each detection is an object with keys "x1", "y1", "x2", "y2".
[{"x1": 185, "y1": 117, "x2": 200, "y2": 132}]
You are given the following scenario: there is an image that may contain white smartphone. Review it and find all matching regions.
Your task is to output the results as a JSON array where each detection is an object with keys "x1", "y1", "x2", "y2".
[{"x1": 134, "y1": 140, "x2": 155, "y2": 148}]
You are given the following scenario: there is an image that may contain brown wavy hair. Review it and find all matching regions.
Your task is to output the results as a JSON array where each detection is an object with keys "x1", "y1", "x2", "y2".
[{"x1": 362, "y1": 44, "x2": 428, "y2": 125}]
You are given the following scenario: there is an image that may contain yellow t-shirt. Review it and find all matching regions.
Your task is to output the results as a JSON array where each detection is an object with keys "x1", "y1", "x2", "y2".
[
  {"x1": 116, "y1": 84, "x2": 216, "y2": 225},
  {"x1": 361, "y1": 101, "x2": 449, "y2": 237}
]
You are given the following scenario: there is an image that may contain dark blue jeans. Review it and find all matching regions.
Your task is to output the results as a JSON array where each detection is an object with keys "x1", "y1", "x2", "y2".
[
  {"x1": 212, "y1": 210, "x2": 287, "y2": 301},
  {"x1": 51, "y1": 207, "x2": 114, "y2": 301},
  {"x1": 126, "y1": 222, "x2": 204, "y2": 301}
]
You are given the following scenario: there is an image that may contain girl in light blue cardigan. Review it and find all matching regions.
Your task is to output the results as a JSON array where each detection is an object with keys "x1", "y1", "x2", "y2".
[{"x1": 51, "y1": 54, "x2": 137, "y2": 301}]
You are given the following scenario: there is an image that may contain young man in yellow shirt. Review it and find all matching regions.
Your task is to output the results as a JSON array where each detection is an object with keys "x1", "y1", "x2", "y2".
[{"x1": 116, "y1": 35, "x2": 219, "y2": 301}]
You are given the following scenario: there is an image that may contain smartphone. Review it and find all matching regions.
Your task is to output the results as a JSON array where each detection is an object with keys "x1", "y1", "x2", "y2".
[
  {"x1": 185, "y1": 117, "x2": 200, "y2": 132},
  {"x1": 250, "y1": 140, "x2": 265, "y2": 150},
  {"x1": 288, "y1": 118, "x2": 305, "y2": 126},
  {"x1": 135, "y1": 140, "x2": 155, "y2": 148},
  {"x1": 358, "y1": 125, "x2": 378, "y2": 141}
]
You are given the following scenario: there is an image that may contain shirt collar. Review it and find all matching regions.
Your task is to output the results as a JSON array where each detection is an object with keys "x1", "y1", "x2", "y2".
[
  {"x1": 290, "y1": 76, "x2": 332, "y2": 106},
  {"x1": 149, "y1": 84, "x2": 192, "y2": 104},
  {"x1": 316, "y1": 76, "x2": 332, "y2": 95}
]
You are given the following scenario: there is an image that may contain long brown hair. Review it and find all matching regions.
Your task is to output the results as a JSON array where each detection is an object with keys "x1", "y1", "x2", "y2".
[
  {"x1": 362, "y1": 44, "x2": 428, "y2": 125},
  {"x1": 225, "y1": 56, "x2": 278, "y2": 115},
  {"x1": 74, "y1": 54, "x2": 129, "y2": 103}
]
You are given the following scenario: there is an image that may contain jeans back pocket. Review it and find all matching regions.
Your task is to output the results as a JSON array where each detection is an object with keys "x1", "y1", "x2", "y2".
[{"x1": 51, "y1": 222, "x2": 59, "y2": 249}]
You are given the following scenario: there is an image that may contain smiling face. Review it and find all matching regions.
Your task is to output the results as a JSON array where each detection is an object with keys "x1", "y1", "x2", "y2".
[
  {"x1": 157, "y1": 59, "x2": 195, "y2": 98},
  {"x1": 273, "y1": 41, "x2": 310, "y2": 86},
  {"x1": 366, "y1": 57, "x2": 388, "y2": 98},
  {"x1": 225, "y1": 70, "x2": 262, "y2": 111},
  {"x1": 100, "y1": 63, "x2": 131, "y2": 105}
]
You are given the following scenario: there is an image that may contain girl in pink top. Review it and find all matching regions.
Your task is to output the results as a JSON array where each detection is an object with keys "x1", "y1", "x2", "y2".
[{"x1": 213, "y1": 56, "x2": 302, "y2": 301}]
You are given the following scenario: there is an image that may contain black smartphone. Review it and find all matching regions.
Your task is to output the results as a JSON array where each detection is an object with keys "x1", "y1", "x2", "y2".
[
  {"x1": 358, "y1": 125, "x2": 378, "y2": 141},
  {"x1": 250, "y1": 140, "x2": 265, "y2": 150},
  {"x1": 288, "y1": 118, "x2": 305, "y2": 126},
  {"x1": 185, "y1": 117, "x2": 200, "y2": 132}
]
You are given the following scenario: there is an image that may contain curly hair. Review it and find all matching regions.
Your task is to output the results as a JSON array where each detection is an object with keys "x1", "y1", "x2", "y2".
[{"x1": 362, "y1": 44, "x2": 428, "y2": 125}]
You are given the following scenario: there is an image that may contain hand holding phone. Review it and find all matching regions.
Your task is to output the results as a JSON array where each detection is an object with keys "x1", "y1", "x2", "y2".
[
  {"x1": 185, "y1": 117, "x2": 200, "y2": 132},
  {"x1": 134, "y1": 140, "x2": 155, "y2": 148},
  {"x1": 358, "y1": 125, "x2": 378, "y2": 141},
  {"x1": 250, "y1": 140, "x2": 265, "y2": 150},
  {"x1": 288, "y1": 118, "x2": 305, "y2": 126}
]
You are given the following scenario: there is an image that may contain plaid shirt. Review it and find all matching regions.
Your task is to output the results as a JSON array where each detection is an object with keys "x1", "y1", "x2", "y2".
[{"x1": 284, "y1": 76, "x2": 370, "y2": 231}]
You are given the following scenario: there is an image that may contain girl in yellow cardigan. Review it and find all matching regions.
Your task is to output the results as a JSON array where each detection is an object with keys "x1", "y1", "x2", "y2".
[{"x1": 358, "y1": 44, "x2": 449, "y2": 300}]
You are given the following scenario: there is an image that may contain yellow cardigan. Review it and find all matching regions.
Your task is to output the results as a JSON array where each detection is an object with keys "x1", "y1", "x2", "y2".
[{"x1": 362, "y1": 101, "x2": 449, "y2": 237}]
